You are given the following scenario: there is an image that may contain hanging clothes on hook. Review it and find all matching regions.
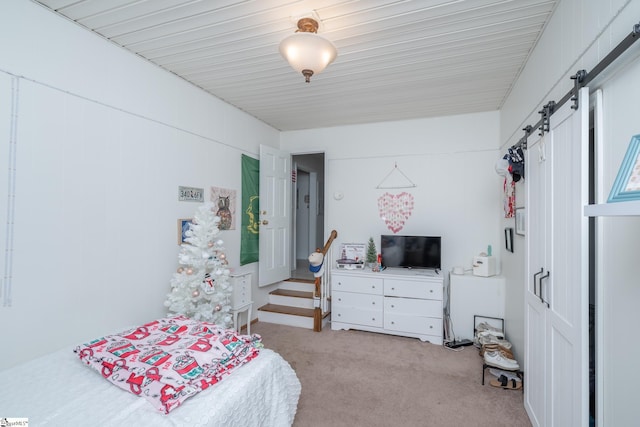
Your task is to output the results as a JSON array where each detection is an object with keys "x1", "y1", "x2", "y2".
[
  {"x1": 506, "y1": 147, "x2": 525, "y2": 182},
  {"x1": 495, "y1": 157, "x2": 515, "y2": 218}
]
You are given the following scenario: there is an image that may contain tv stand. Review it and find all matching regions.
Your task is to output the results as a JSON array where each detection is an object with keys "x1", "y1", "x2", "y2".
[{"x1": 331, "y1": 268, "x2": 444, "y2": 345}]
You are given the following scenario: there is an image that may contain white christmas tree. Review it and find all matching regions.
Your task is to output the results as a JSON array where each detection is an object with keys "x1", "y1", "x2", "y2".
[{"x1": 164, "y1": 203, "x2": 232, "y2": 327}]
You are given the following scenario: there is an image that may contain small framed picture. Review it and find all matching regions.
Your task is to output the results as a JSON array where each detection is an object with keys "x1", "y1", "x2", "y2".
[
  {"x1": 607, "y1": 134, "x2": 640, "y2": 203},
  {"x1": 505, "y1": 227, "x2": 514, "y2": 252},
  {"x1": 178, "y1": 218, "x2": 194, "y2": 245},
  {"x1": 515, "y1": 207, "x2": 525, "y2": 236}
]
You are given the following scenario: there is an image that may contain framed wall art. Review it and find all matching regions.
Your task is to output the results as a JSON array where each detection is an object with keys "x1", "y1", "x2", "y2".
[
  {"x1": 607, "y1": 134, "x2": 640, "y2": 203},
  {"x1": 178, "y1": 218, "x2": 194, "y2": 245},
  {"x1": 515, "y1": 207, "x2": 525, "y2": 236},
  {"x1": 210, "y1": 186, "x2": 237, "y2": 230},
  {"x1": 505, "y1": 227, "x2": 514, "y2": 252}
]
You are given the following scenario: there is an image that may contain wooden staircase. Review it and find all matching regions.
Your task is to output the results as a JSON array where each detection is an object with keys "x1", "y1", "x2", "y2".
[{"x1": 258, "y1": 278, "x2": 331, "y2": 330}]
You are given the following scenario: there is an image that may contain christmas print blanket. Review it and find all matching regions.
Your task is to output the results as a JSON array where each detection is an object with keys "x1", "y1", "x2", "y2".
[{"x1": 74, "y1": 315, "x2": 262, "y2": 414}]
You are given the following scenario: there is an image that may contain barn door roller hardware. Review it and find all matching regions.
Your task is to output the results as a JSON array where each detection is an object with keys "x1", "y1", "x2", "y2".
[
  {"x1": 509, "y1": 21, "x2": 640, "y2": 151},
  {"x1": 537, "y1": 101, "x2": 556, "y2": 137},
  {"x1": 570, "y1": 70, "x2": 587, "y2": 109}
]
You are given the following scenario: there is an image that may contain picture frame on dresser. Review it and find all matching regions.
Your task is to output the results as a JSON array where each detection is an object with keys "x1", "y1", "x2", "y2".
[{"x1": 607, "y1": 134, "x2": 640, "y2": 202}]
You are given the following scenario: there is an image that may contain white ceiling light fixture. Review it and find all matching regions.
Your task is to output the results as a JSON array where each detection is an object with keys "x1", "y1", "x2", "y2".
[{"x1": 279, "y1": 17, "x2": 337, "y2": 83}]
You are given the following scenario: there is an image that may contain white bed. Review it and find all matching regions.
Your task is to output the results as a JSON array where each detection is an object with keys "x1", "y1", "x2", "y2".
[{"x1": 1, "y1": 332, "x2": 300, "y2": 426}]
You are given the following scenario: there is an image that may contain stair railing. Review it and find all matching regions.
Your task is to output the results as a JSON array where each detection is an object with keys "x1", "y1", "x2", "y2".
[{"x1": 313, "y1": 230, "x2": 337, "y2": 332}]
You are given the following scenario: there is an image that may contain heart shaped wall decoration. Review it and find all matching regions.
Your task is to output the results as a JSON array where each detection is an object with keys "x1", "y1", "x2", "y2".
[{"x1": 377, "y1": 192, "x2": 414, "y2": 233}]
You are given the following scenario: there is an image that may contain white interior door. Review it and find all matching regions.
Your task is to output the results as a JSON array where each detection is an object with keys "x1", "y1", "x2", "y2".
[
  {"x1": 524, "y1": 132, "x2": 548, "y2": 427},
  {"x1": 524, "y1": 89, "x2": 589, "y2": 426},
  {"x1": 545, "y1": 88, "x2": 589, "y2": 427},
  {"x1": 259, "y1": 145, "x2": 291, "y2": 287}
]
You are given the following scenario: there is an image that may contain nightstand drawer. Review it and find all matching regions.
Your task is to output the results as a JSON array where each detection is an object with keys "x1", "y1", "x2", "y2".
[{"x1": 384, "y1": 279, "x2": 442, "y2": 300}]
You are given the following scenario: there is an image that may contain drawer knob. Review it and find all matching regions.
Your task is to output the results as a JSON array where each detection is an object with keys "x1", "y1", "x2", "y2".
[
  {"x1": 338, "y1": 314, "x2": 341, "y2": 317},
  {"x1": 430, "y1": 289, "x2": 433, "y2": 293},
  {"x1": 338, "y1": 298, "x2": 342, "y2": 302},
  {"x1": 372, "y1": 318, "x2": 375, "y2": 321},
  {"x1": 429, "y1": 325, "x2": 433, "y2": 329},
  {"x1": 391, "y1": 321, "x2": 395, "y2": 325},
  {"x1": 372, "y1": 301, "x2": 375, "y2": 305},
  {"x1": 391, "y1": 304, "x2": 395, "y2": 308},
  {"x1": 372, "y1": 285, "x2": 375, "y2": 289},
  {"x1": 391, "y1": 287, "x2": 395, "y2": 290}
]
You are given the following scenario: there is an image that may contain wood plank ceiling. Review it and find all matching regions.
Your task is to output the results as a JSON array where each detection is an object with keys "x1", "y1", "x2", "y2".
[{"x1": 32, "y1": 0, "x2": 558, "y2": 131}]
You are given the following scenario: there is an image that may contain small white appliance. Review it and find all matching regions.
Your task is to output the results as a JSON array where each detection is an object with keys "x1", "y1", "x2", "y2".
[{"x1": 472, "y1": 256, "x2": 496, "y2": 277}]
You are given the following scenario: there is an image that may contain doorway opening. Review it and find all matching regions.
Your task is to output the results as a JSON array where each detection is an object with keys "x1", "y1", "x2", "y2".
[{"x1": 290, "y1": 153, "x2": 325, "y2": 280}]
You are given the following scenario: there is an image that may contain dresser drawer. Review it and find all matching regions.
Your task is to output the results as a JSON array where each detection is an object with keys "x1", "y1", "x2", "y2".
[
  {"x1": 334, "y1": 291, "x2": 382, "y2": 311},
  {"x1": 384, "y1": 313, "x2": 442, "y2": 336},
  {"x1": 231, "y1": 274, "x2": 252, "y2": 307},
  {"x1": 333, "y1": 274, "x2": 383, "y2": 295},
  {"x1": 333, "y1": 305, "x2": 383, "y2": 328},
  {"x1": 384, "y1": 297, "x2": 442, "y2": 318},
  {"x1": 384, "y1": 279, "x2": 442, "y2": 300}
]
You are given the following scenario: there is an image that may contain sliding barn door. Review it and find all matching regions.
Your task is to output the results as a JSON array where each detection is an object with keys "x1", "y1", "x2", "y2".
[{"x1": 525, "y1": 87, "x2": 589, "y2": 426}]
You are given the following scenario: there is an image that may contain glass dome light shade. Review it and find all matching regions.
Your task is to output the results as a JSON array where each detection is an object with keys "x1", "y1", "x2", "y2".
[{"x1": 279, "y1": 32, "x2": 337, "y2": 80}]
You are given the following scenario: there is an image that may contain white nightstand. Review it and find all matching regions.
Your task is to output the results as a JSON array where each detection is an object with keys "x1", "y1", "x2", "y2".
[{"x1": 230, "y1": 273, "x2": 253, "y2": 334}]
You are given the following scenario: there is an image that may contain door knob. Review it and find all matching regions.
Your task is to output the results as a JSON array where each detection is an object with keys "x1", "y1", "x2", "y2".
[{"x1": 262, "y1": 220, "x2": 269, "y2": 225}]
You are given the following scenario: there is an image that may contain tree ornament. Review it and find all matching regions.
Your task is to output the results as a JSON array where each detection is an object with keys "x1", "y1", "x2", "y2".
[
  {"x1": 219, "y1": 253, "x2": 226, "y2": 260},
  {"x1": 186, "y1": 268, "x2": 193, "y2": 275},
  {"x1": 215, "y1": 304, "x2": 221, "y2": 311},
  {"x1": 192, "y1": 289, "x2": 200, "y2": 297},
  {"x1": 208, "y1": 242, "x2": 214, "y2": 248},
  {"x1": 177, "y1": 267, "x2": 184, "y2": 273}
]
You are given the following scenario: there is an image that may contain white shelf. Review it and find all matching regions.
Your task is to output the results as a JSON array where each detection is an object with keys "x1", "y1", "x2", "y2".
[{"x1": 583, "y1": 200, "x2": 640, "y2": 217}]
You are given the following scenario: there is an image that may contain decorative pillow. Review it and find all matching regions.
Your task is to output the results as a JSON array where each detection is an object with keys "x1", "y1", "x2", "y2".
[{"x1": 74, "y1": 315, "x2": 262, "y2": 414}]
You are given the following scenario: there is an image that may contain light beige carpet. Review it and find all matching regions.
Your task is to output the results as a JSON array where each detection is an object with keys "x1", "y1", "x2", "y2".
[{"x1": 250, "y1": 321, "x2": 531, "y2": 427}]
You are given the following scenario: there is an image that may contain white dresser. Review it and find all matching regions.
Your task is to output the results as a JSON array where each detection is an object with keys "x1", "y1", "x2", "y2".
[{"x1": 331, "y1": 268, "x2": 444, "y2": 345}]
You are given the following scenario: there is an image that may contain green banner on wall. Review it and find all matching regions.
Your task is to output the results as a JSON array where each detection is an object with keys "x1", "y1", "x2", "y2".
[{"x1": 240, "y1": 154, "x2": 259, "y2": 265}]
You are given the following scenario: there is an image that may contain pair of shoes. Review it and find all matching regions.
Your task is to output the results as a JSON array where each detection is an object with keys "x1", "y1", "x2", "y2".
[
  {"x1": 490, "y1": 374, "x2": 522, "y2": 390},
  {"x1": 489, "y1": 368, "x2": 521, "y2": 382},
  {"x1": 476, "y1": 322, "x2": 504, "y2": 338},
  {"x1": 483, "y1": 343, "x2": 514, "y2": 359},
  {"x1": 484, "y1": 351, "x2": 520, "y2": 370},
  {"x1": 478, "y1": 333, "x2": 512, "y2": 349}
]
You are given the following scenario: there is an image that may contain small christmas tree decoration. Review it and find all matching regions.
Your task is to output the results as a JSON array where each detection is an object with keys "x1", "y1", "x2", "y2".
[
  {"x1": 366, "y1": 237, "x2": 377, "y2": 265},
  {"x1": 164, "y1": 203, "x2": 232, "y2": 326}
]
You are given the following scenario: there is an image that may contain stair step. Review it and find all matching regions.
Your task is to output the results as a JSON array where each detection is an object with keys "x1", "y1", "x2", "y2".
[
  {"x1": 270, "y1": 289, "x2": 313, "y2": 299},
  {"x1": 278, "y1": 280, "x2": 315, "y2": 292},
  {"x1": 285, "y1": 277, "x2": 315, "y2": 284},
  {"x1": 258, "y1": 303, "x2": 315, "y2": 318}
]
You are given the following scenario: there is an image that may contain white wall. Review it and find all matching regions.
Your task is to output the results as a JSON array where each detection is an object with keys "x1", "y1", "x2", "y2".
[
  {"x1": 282, "y1": 111, "x2": 504, "y2": 289},
  {"x1": 499, "y1": 0, "x2": 640, "y2": 424},
  {"x1": 0, "y1": 1, "x2": 279, "y2": 370}
]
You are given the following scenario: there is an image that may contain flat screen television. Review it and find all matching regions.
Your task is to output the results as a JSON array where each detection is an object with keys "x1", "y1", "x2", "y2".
[{"x1": 380, "y1": 235, "x2": 441, "y2": 270}]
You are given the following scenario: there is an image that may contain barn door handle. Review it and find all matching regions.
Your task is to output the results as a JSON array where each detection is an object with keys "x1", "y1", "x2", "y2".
[
  {"x1": 533, "y1": 268, "x2": 544, "y2": 298},
  {"x1": 539, "y1": 271, "x2": 550, "y2": 308}
]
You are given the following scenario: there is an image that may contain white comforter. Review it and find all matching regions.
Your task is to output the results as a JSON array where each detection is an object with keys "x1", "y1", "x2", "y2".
[{"x1": 0, "y1": 347, "x2": 301, "y2": 426}]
